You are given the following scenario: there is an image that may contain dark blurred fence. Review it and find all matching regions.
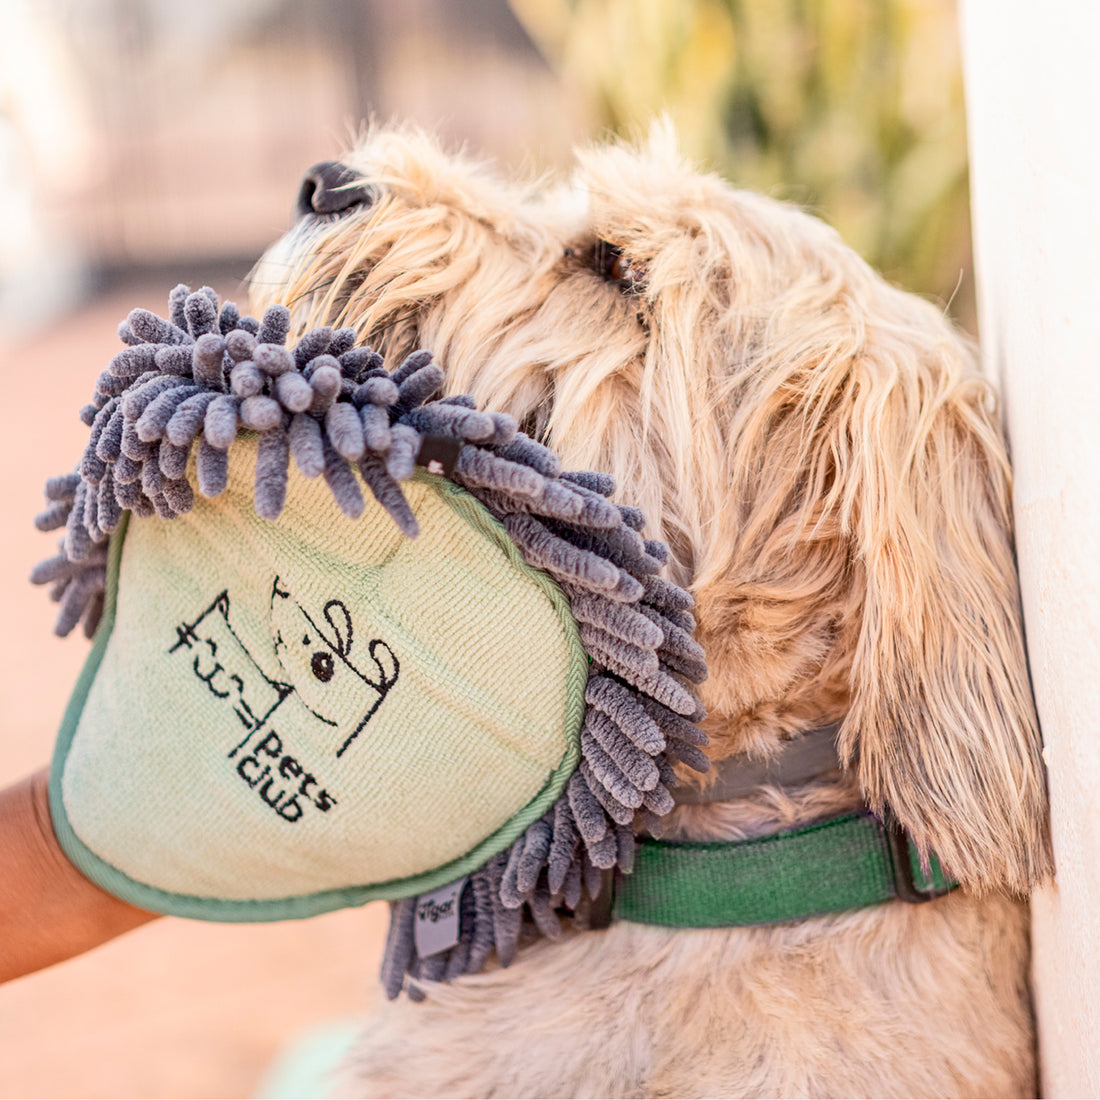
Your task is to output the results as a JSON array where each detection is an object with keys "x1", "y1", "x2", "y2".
[{"x1": 3, "y1": 0, "x2": 577, "y2": 278}]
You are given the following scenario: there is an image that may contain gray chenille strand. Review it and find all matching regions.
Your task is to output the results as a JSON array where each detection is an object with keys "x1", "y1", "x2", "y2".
[{"x1": 31, "y1": 284, "x2": 711, "y2": 1000}]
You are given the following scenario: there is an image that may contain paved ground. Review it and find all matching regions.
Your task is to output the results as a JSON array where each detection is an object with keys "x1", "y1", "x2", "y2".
[{"x1": 0, "y1": 281, "x2": 388, "y2": 1098}]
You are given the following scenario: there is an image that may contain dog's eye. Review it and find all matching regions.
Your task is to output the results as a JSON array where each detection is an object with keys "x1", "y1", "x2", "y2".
[{"x1": 594, "y1": 240, "x2": 643, "y2": 289}]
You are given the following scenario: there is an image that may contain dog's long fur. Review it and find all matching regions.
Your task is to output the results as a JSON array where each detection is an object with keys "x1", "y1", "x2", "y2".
[{"x1": 251, "y1": 123, "x2": 1051, "y2": 1098}]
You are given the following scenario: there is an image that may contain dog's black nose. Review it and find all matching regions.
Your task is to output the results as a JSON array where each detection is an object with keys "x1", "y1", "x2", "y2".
[{"x1": 296, "y1": 161, "x2": 373, "y2": 218}]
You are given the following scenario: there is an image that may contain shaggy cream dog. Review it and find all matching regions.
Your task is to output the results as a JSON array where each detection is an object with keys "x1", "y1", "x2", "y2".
[{"x1": 251, "y1": 124, "x2": 1050, "y2": 1098}]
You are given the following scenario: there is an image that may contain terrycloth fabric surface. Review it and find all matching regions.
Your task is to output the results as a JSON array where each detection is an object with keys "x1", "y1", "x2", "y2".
[{"x1": 54, "y1": 440, "x2": 585, "y2": 918}]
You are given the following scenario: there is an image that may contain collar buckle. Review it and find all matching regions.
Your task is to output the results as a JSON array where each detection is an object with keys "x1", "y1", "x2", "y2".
[
  {"x1": 883, "y1": 819, "x2": 957, "y2": 903},
  {"x1": 588, "y1": 867, "x2": 617, "y2": 930}
]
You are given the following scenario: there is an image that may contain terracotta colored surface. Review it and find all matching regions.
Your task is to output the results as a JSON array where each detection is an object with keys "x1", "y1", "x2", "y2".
[{"x1": 0, "y1": 283, "x2": 387, "y2": 1099}]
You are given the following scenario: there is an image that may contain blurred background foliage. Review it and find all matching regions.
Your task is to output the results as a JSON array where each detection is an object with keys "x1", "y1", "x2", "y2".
[{"x1": 510, "y1": 0, "x2": 974, "y2": 330}]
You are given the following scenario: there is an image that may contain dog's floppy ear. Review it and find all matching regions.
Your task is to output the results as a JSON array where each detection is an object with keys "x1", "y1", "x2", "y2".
[{"x1": 835, "y1": 304, "x2": 1051, "y2": 893}]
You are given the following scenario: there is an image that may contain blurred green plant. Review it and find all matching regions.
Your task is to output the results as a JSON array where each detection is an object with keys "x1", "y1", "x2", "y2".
[{"x1": 510, "y1": 0, "x2": 974, "y2": 330}]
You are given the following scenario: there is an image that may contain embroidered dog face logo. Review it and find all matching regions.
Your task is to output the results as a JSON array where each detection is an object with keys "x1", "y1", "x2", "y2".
[
  {"x1": 269, "y1": 576, "x2": 400, "y2": 758},
  {"x1": 169, "y1": 588, "x2": 359, "y2": 825}
]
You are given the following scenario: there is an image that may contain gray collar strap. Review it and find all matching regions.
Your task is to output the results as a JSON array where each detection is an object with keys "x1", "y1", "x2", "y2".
[
  {"x1": 605, "y1": 723, "x2": 958, "y2": 931},
  {"x1": 673, "y1": 723, "x2": 843, "y2": 805}
]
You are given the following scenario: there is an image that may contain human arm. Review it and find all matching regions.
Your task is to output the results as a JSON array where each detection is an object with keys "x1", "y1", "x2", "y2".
[{"x1": 0, "y1": 768, "x2": 158, "y2": 983}]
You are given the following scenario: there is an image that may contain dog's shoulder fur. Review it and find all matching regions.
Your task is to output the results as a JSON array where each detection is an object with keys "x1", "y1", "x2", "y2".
[
  {"x1": 252, "y1": 123, "x2": 1050, "y2": 1098},
  {"x1": 339, "y1": 891, "x2": 1032, "y2": 1098}
]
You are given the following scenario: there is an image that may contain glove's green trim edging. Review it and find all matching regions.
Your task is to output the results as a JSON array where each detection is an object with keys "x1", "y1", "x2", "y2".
[
  {"x1": 49, "y1": 474, "x2": 587, "y2": 923},
  {"x1": 614, "y1": 811, "x2": 957, "y2": 929}
]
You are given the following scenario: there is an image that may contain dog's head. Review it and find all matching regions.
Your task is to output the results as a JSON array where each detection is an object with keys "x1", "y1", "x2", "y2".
[
  {"x1": 253, "y1": 122, "x2": 1050, "y2": 895},
  {"x1": 251, "y1": 124, "x2": 564, "y2": 379}
]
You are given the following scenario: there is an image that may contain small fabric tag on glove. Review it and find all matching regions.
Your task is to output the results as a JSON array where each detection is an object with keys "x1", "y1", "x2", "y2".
[
  {"x1": 414, "y1": 875, "x2": 468, "y2": 957},
  {"x1": 416, "y1": 434, "x2": 463, "y2": 477}
]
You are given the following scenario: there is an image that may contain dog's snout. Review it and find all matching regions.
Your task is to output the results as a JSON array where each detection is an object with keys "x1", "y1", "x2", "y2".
[{"x1": 297, "y1": 161, "x2": 374, "y2": 219}]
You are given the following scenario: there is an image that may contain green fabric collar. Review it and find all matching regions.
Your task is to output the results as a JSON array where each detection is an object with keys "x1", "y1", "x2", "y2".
[{"x1": 611, "y1": 811, "x2": 957, "y2": 929}]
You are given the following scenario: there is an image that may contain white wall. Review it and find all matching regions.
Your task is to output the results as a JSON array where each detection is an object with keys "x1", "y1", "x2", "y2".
[{"x1": 960, "y1": 3, "x2": 1100, "y2": 1094}]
